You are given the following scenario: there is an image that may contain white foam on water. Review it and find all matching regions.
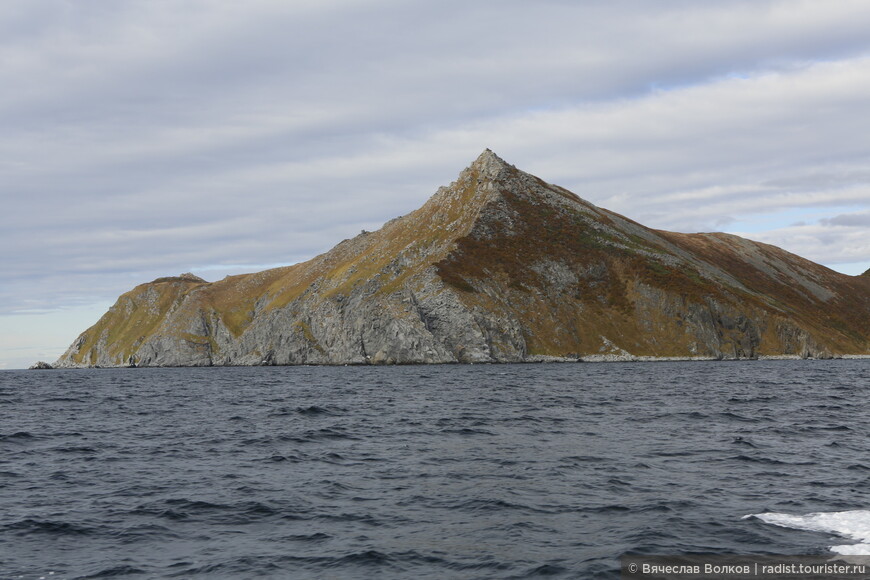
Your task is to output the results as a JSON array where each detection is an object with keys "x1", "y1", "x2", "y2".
[{"x1": 746, "y1": 510, "x2": 870, "y2": 554}]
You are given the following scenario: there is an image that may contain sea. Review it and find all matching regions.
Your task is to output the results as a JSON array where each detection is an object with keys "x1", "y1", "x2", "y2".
[{"x1": 1, "y1": 359, "x2": 869, "y2": 579}]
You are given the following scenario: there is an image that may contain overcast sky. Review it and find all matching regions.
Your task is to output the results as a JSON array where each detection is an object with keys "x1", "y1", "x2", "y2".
[{"x1": 3, "y1": 0, "x2": 870, "y2": 369}]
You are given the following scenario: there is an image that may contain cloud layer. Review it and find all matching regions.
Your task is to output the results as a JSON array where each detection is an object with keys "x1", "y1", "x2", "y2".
[{"x1": 3, "y1": 1, "x2": 870, "y2": 365}]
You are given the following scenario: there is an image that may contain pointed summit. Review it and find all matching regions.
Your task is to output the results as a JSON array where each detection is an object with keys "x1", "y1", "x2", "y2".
[
  {"x1": 472, "y1": 148, "x2": 507, "y2": 166},
  {"x1": 468, "y1": 148, "x2": 514, "y2": 181}
]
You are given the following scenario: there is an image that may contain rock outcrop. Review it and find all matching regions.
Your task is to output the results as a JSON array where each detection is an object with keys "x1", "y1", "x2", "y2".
[{"x1": 55, "y1": 150, "x2": 870, "y2": 367}]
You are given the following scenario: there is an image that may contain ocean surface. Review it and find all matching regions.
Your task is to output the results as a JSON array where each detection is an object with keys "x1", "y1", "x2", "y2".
[{"x1": 1, "y1": 360, "x2": 869, "y2": 579}]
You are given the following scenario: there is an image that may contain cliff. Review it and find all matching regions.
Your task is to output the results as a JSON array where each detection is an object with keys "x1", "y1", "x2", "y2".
[{"x1": 55, "y1": 150, "x2": 870, "y2": 367}]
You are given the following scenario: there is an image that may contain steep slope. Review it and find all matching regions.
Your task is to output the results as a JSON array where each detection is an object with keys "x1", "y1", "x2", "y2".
[{"x1": 55, "y1": 150, "x2": 870, "y2": 367}]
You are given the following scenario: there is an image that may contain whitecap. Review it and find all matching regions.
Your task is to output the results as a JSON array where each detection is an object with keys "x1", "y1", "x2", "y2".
[{"x1": 745, "y1": 510, "x2": 870, "y2": 554}]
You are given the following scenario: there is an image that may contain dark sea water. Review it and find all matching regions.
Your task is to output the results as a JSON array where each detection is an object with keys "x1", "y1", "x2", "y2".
[{"x1": 2, "y1": 360, "x2": 869, "y2": 579}]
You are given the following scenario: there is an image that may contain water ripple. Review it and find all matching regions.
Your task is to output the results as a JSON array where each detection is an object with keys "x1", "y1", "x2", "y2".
[{"x1": 0, "y1": 360, "x2": 867, "y2": 578}]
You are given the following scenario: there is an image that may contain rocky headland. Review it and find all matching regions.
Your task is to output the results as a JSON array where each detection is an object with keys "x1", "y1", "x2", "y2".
[{"x1": 54, "y1": 150, "x2": 870, "y2": 367}]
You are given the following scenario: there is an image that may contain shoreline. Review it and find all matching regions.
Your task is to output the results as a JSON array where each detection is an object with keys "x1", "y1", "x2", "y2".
[
  {"x1": 529, "y1": 354, "x2": 870, "y2": 363},
  {"x1": 28, "y1": 353, "x2": 870, "y2": 370}
]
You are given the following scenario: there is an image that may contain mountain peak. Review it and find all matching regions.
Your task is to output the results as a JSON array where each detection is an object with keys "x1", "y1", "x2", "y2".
[
  {"x1": 469, "y1": 148, "x2": 514, "y2": 180},
  {"x1": 54, "y1": 153, "x2": 870, "y2": 368},
  {"x1": 473, "y1": 148, "x2": 502, "y2": 164}
]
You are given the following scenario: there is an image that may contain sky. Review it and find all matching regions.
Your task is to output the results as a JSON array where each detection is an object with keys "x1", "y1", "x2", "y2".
[{"x1": 3, "y1": 0, "x2": 870, "y2": 369}]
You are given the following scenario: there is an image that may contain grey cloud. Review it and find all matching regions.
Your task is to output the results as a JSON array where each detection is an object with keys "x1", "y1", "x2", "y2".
[
  {"x1": 763, "y1": 169, "x2": 870, "y2": 190},
  {"x1": 5, "y1": 0, "x2": 870, "y2": 320},
  {"x1": 820, "y1": 213, "x2": 870, "y2": 227},
  {"x1": 742, "y1": 223, "x2": 870, "y2": 267}
]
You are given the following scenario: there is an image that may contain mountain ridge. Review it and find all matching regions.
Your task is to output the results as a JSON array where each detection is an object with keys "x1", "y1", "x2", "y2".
[{"x1": 54, "y1": 150, "x2": 870, "y2": 367}]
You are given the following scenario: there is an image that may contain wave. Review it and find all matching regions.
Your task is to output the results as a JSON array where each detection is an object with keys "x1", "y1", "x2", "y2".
[
  {"x1": 80, "y1": 565, "x2": 147, "y2": 578},
  {"x1": 746, "y1": 510, "x2": 870, "y2": 554},
  {"x1": 130, "y1": 498, "x2": 283, "y2": 525},
  {"x1": 729, "y1": 454, "x2": 815, "y2": 466},
  {"x1": 5, "y1": 518, "x2": 100, "y2": 536},
  {"x1": 269, "y1": 404, "x2": 346, "y2": 417},
  {"x1": 440, "y1": 427, "x2": 496, "y2": 436},
  {"x1": 0, "y1": 431, "x2": 37, "y2": 441}
]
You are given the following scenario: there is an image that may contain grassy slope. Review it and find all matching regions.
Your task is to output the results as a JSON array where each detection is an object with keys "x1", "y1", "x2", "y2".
[
  {"x1": 659, "y1": 232, "x2": 870, "y2": 352},
  {"x1": 66, "y1": 162, "x2": 496, "y2": 364},
  {"x1": 69, "y1": 277, "x2": 208, "y2": 365},
  {"x1": 434, "y1": 166, "x2": 870, "y2": 357}
]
